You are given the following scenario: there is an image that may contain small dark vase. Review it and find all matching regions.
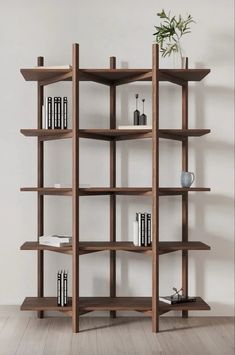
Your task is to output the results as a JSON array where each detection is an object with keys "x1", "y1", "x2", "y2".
[
  {"x1": 133, "y1": 94, "x2": 140, "y2": 125},
  {"x1": 134, "y1": 110, "x2": 140, "y2": 125},
  {"x1": 139, "y1": 113, "x2": 147, "y2": 125},
  {"x1": 139, "y1": 98, "x2": 147, "y2": 125}
]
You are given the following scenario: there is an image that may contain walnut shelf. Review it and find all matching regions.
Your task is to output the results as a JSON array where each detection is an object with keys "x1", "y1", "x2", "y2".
[
  {"x1": 20, "y1": 128, "x2": 210, "y2": 142},
  {"x1": 20, "y1": 129, "x2": 72, "y2": 141},
  {"x1": 79, "y1": 128, "x2": 211, "y2": 141},
  {"x1": 21, "y1": 296, "x2": 210, "y2": 313},
  {"x1": 21, "y1": 241, "x2": 210, "y2": 255},
  {"x1": 21, "y1": 68, "x2": 210, "y2": 86},
  {"x1": 20, "y1": 43, "x2": 211, "y2": 333},
  {"x1": 20, "y1": 187, "x2": 72, "y2": 196},
  {"x1": 20, "y1": 186, "x2": 210, "y2": 196},
  {"x1": 21, "y1": 297, "x2": 72, "y2": 312}
]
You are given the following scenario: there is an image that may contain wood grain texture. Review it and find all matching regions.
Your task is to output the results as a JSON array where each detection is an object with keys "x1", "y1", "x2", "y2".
[
  {"x1": 152, "y1": 43, "x2": 159, "y2": 333},
  {"x1": 20, "y1": 297, "x2": 210, "y2": 312},
  {"x1": 20, "y1": 129, "x2": 73, "y2": 141},
  {"x1": 182, "y1": 57, "x2": 189, "y2": 318},
  {"x1": 20, "y1": 241, "x2": 210, "y2": 255},
  {"x1": 20, "y1": 187, "x2": 72, "y2": 195},
  {"x1": 109, "y1": 56, "x2": 116, "y2": 319},
  {"x1": 77, "y1": 128, "x2": 210, "y2": 141},
  {"x1": 0, "y1": 316, "x2": 233, "y2": 355},
  {"x1": 37, "y1": 56, "x2": 44, "y2": 320},
  {"x1": 72, "y1": 43, "x2": 79, "y2": 332},
  {"x1": 21, "y1": 67, "x2": 210, "y2": 83}
]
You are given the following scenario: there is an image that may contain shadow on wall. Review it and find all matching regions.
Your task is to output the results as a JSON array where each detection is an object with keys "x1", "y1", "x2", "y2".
[{"x1": 113, "y1": 60, "x2": 234, "y2": 314}]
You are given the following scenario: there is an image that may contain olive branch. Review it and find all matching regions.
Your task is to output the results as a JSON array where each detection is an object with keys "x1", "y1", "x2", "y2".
[{"x1": 153, "y1": 9, "x2": 195, "y2": 58}]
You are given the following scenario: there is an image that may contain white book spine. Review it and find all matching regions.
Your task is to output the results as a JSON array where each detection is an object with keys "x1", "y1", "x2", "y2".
[
  {"x1": 136, "y1": 213, "x2": 141, "y2": 246},
  {"x1": 133, "y1": 221, "x2": 139, "y2": 246}
]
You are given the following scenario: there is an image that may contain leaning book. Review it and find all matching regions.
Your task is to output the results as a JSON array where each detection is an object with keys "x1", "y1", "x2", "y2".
[{"x1": 159, "y1": 296, "x2": 196, "y2": 305}]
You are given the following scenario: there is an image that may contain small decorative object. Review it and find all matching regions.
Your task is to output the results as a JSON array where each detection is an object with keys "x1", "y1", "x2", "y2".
[
  {"x1": 172, "y1": 287, "x2": 183, "y2": 299},
  {"x1": 133, "y1": 94, "x2": 140, "y2": 125},
  {"x1": 139, "y1": 99, "x2": 147, "y2": 125},
  {"x1": 160, "y1": 287, "x2": 196, "y2": 304},
  {"x1": 181, "y1": 171, "x2": 195, "y2": 188},
  {"x1": 153, "y1": 9, "x2": 195, "y2": 68}
]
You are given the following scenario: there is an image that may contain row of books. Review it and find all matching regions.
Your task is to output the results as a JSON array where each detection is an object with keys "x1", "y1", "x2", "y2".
[
  {"x1": 42, "y1": 96, "x2": 68, "y2": 129},
  {"x1": 57, "y1": 270, "x2": 68, "y2": 306},
  {"x1": 39, "y1": 235, "x2": 72, "y2": 247},
  {"x1": 133, "y1": 212, "x2": 152, "y2": 246}
]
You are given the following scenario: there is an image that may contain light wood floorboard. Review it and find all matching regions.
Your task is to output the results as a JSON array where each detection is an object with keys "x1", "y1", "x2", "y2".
[{"x1": 0, "y1": 317, "x2": 233, "y2": 355}]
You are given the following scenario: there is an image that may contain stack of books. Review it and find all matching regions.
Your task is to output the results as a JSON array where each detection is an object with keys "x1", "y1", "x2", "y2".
[
  {"x1": 39, "y1": 235, "x2": 72, "y2": 248},
  {"x1": 159, "y1": 295, "x2": 196, "y2": 305},
  {"x1": 57, "y1": 270, "x2": 68, "y2": 306},
  {"x1": 43, "y1": 97, "x2": 68, "y2": 129},
  {"x1": 133, "y1": 213, "x2": 152, "y2": 246}
]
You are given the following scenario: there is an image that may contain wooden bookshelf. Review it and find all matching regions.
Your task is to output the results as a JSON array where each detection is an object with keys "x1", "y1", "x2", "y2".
[{"x1": 20, "y1": 43, "x2": 211, "y2": 333}]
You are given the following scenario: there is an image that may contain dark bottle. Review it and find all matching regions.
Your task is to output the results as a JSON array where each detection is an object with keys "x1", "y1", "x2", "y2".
[
  {"x1": 139, "y1": 99, "x2": 147, "y2": 125},
  {"x1": 133, "y1": 94, "x2": 140, "y2": 125}
]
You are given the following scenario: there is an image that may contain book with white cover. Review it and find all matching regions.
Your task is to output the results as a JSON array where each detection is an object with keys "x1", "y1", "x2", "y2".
[
  {"x1": 39, "y1": 241, "x2": 72, "y2": 248},
  {"x1": 118, "y1": 125, "x2": 152, "y2": 130},
  {"x1": 39, "y1": 235, "x2": 72, "y2": 247},
  {"x1": 133, "y1": 221, "x2": 139, "y2": 246}
]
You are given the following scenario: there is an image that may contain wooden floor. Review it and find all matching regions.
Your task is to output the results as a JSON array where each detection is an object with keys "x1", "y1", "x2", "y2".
[{"x1": 0, "y1": 315, "x2": 233, "y2": 355}]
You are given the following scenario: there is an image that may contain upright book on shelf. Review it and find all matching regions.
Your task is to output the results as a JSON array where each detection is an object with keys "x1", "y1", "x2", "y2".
[
  {"x1": 46, "y1": 97, "x2": 53, "y2": 129},
  {"x1": 57, "y1": 97, "x2": 62, "y2": 129},
  {"x1": 54, "y1": 97, "x2": 58, "y2": 129},
  {"x1": 136, "y1": 213, "x2": 141, "y2": 246},
  {"x1": 57, "y1": 271, "x2": 61, "y2": 306},
  {"x1": 147, "y1": 213, "x2": 151, "y2": 246},
  {"x1": 140, "y1": 213, "x2": 145, "y2": 246},
  {"x1": 63, "y1": 97, "x2": 68, "y2": 129}
]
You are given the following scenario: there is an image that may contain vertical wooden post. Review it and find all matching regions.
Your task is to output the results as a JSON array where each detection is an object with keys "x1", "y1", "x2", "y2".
[
  {"x1": 37, "y1": 56, "x2": 44, "y2": 319},
  {"x1": 152, "y1": 44, "x2": 159, "y2": 332},
  {"x1": 72, "y1": 43, "x2": 79, "y2": 332},
  {"x1": 182, "y1": 57, "x2": 189, "y2": 318},
  {"x1": 110, "y1": 56, "x2": 116, "y2": 318}
]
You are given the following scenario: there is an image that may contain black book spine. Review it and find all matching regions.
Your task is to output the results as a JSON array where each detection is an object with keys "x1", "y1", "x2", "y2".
[
  {"x1": 147, "y1": 213, "x2": 151, "y2": 246},
  {"x1": 54, "y1": 97, "x2": 58, "y2": 129},
  {"x1": 171, "y1": 297, "x2": 196, "y2": 305},
  {"x1": 64, "y1": 271, "x2": 68, "y2": 306},
  {"x1": 144, "y1": 213, "x2": 147, "y2": 246},
  {"x1": 141, "y1": 213, "x2": 145, "y2": 246},
  {"x1": 47, "y1": 97, "x2": 53, "y2": 129},
  {"x1": 57, "y1": 271, "x2": 61, "y2": 306},
  {"x1": 57, "y1": 97, "x2": 62, "y2": 129},
  {"x1": 63, "y1": 97, "x2": 68, "y2": 129},
  {"x1": 136, "y1": 213, "x2": 141, "y2": 246},
  {"x1": 60, "y1": 270, "x2": 64, "y2": 307},
  {"x1": 64, "y1": 272, "x2": 68, "y2": 306}
]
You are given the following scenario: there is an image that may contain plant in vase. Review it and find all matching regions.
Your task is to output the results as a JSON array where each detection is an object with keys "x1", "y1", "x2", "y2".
[{"x1": 153, "y1": 9, "x2": 195, "y2": 68}]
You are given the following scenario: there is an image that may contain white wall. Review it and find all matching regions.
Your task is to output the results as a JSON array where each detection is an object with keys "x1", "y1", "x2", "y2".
[{"x1": 0, "y1": 0, "x2": 234, "y2": 316}]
